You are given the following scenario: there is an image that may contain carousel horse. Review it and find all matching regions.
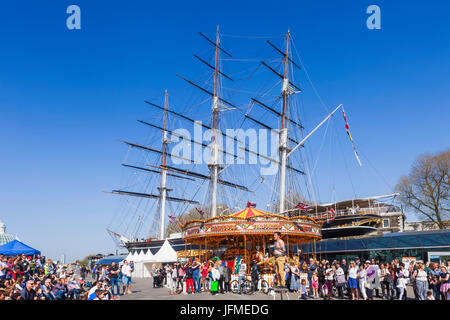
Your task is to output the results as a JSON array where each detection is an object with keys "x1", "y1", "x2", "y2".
[
  {"x1": 255, "y1": 251, "x2": 265, "y2": 265},
  {"x1": 255, "y1": 251, "x2": 275, "y2": 266}
]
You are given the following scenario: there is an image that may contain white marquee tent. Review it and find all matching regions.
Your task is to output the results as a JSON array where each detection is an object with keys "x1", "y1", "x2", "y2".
[
  {"x1": 152, "y1": 239, "x2": 177, "y2": 263},
  {"x1": 131, "y1": 248, "x2": 155, "y2": 278},
  {"x1": 123, "y1": 240, "x2": 178, "y2": 279}
]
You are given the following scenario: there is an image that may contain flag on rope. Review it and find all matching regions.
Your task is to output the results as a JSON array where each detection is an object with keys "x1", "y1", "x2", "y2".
[
  {"x1": 342, "y1": 108, "x2": 362, "y2": 166},
  {"x1": 195, "y1": 207, "x2": 204, "y2": 216},
  {"x1": 296, "y1": 202, "x2": 311, "y2": 212},
  {"x1": 247, "y1": 201, "x2": 256, "y2": 208},
  {"x1": 168, "y1": 215, "x2": 177, "y2": 224},
  {"x1": 326, "y1": 208, "x2": 336, "y2": 221}
]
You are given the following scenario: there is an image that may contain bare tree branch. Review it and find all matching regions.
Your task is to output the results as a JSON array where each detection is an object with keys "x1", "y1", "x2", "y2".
[{"x1": 395, "y1": 149, "x2": 450, "y2": 229}]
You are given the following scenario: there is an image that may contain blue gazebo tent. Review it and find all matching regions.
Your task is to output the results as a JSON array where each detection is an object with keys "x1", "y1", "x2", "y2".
[
  {"x1": 0, "y1": 240, "x2": 41, "y2": 256},
  {"x1": 95, "y1": 255, "x2": 126, "y2": 266}
]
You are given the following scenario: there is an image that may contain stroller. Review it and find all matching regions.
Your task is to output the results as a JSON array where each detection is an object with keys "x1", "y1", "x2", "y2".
[{"x1": 155, "y1": 272, "x2": 165, "y2": 288}]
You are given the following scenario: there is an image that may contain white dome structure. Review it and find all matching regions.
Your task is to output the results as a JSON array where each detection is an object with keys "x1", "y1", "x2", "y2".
[{"x1": 0, "y1": 220, "x2": 15, "y2": 246}]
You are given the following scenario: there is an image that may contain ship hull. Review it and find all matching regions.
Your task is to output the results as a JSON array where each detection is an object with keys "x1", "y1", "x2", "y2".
[{"x1": 321, "y1": 226, "x2": 377, "y2": 239}]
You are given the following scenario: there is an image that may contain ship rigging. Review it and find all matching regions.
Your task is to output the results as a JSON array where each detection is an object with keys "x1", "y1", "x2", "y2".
[{"x1": 106, "y1": 27, "x2": 396, "y2": 249}]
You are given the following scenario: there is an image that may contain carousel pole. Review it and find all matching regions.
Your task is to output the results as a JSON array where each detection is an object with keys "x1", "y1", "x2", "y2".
[
  {"x1": 265, "y1": 235, "x2": 267, "y2": 255},
  {"x1": 313, "y1": 239, "x2": 316, "y2": 260},
  {"x1": 244, "y1": 234, "x2": 247, "y2": 266},
  {"x1": 263, "y1": 235, "x2": 266, "y2": 255},
  {"x1": 287, "y1": 235, "x2": 289, "y2": 258}
]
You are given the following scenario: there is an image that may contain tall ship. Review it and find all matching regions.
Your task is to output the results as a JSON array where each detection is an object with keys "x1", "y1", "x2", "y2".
[{"x1": 106, "y1": 28, "x2": 400, "y2": 254}]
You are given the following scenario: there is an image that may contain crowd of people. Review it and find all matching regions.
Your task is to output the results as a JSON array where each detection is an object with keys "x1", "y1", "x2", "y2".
[
  {"x1": 151, "y1": 258, "x2": 236, "y2": 295},
  {"x1": 88, "y1": 260, "x2": 134, "y2": 300},
  {"x1": 149, "y1": 255, "x2": 450, "y2": 300},
  {"x1": 149, "y1": 231, "x2": 450, "y2": 301},
  {"x1": 2, "y1": 231, "x2": 449, "y2": 301},
  {"x1": 297, "y1": 257, "x2": 450, "y2": 300},
  {"x1": 0, "y1": 253, "x2": 91, "y2": 300},
  {"x1": 0, "y1": 253, "x2": 137, "y2": 301}
]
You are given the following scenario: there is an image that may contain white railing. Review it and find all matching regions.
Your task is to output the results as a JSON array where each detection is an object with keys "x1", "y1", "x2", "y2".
[{"x1": 307, "y1": 206, "x2": 401, "y2": 220}]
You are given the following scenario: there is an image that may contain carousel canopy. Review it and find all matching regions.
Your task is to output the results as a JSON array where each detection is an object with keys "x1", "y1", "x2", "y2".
[
  {"x1": 180, "y1": 206, "x2": 322, "y2": 246},
  {"x1": 229, "y1": 207, "x2": 269, "y2": 219}
]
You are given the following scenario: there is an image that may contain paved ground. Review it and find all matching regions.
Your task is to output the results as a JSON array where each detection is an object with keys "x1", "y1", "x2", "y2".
[
  {"x1": 117, "y1": 278, "x2": 415, "y2": 300},
  {"x1": 119, "y1": 278, "x2": 268, "y2": 300}
]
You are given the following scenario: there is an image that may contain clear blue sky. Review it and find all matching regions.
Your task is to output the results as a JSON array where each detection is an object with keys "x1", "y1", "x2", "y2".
[{"x1": 0, "y1": 1, "x2": 449, "y2": 262}]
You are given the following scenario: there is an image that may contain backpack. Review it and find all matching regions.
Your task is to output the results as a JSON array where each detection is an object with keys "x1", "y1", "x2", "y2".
[
  {"x1": 384, "y1": 273, "x2": 393, "y2": 284},
  {"x1": 336, "y1": 273, "x2": 346, "y2": 284}
]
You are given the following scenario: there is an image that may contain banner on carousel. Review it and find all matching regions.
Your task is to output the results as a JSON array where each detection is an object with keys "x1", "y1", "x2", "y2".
[
  {"x1": 177, "y1": 249, "x2": 212, "y2": 258},
  {"x1": 183, "y1": 221, "x2": 320, "y2": 238}
]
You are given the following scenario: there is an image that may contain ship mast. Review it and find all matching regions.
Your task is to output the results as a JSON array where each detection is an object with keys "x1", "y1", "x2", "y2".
[
  {"x1": 279, "y1": 31, "x2": 290, "y2": 215},
  {"x1": 158, "y1": 90, "x2": 169, "y2": 239},
  {"x1": 180, "y1": 26, "x2": 237, "y2": 218},
  {"x1": 242, "y1": 31, "x2": 304, "y2": 215},
  {"x1": 210, "y1": 26, "x2": 220, "y2": 217},
  {"x1": 110, "y1": 27, "x2": 247, "y2": 238}
]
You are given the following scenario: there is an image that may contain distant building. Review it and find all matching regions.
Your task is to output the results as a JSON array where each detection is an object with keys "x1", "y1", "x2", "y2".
[
  {"x1": 373, "y1": 204, "x2": 406, "y2": 235},
  {"x1": 0, "y1": 220, "x2": 16, "y2": 246},
  {"x1": 405, "y1": 220, "x2": 450, "y2": 231},
  {"x1": 87, "y1": 254, "x2": 104, "y2": 268}
]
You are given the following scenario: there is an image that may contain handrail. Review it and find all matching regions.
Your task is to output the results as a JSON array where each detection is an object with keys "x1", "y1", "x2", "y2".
[{"x1": 307, "y1": 206, "x2": 401, "y2": 220}]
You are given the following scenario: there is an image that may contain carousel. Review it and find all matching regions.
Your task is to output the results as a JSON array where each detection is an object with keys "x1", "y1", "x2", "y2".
[{"x1": 180, "y1": 204, "x2": 322, "y2": 286}]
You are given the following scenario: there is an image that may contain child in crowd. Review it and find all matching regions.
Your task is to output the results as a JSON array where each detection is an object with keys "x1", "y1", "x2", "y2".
[
  {"x1": 311, "y1": 271, "x2": 319, "y2": 298},
  {"x1": 430, "y1": 275, "x2": 440, "y2": 300},
  {"x1": 321, "y1": 283, "x2": 328, "y2": 298},
  {"x1": 426, "y1": 290, "x2": 435, "y2": 300},
  {"x1": 298, "y1": 279, "x2": 308, "y2": 300}
]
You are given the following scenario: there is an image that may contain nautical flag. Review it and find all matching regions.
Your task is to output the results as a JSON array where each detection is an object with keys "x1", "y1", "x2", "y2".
[
  {"x1": 168, "y1": 215, "x2": 177, "y2": 223},
  {"x1": 326, "y1": 208, "x2": 336, "y2": 221},
  {"x1": 247, "y1": 201, "x2": 256, "y2": 208},
  {"x1": 195, "y1": 207, "x2": 204, "y2": 216},
  {"x1": 296, "y1": 202, "x2": 311, "y2": 211},
  {"x1": 342, "y1": 108, "x2": 362, "y2": 166}
]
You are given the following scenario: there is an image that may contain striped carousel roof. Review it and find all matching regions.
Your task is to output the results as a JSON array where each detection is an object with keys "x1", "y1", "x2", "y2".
[{"x1": 229, "y1": 207, "x2": 269, "y2": 219}]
